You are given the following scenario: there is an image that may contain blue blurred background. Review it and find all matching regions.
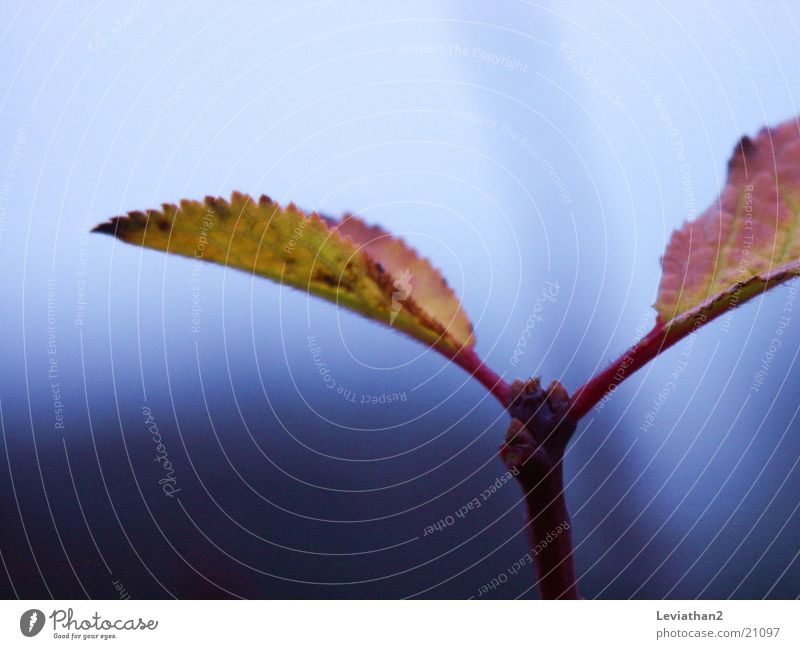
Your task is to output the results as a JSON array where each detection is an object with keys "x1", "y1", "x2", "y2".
[{"x1": 0, "y1": 0, "x2": 799, "y2": 599}]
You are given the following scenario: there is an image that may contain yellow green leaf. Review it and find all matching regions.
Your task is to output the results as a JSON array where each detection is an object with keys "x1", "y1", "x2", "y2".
[
  {"x1": 655, "y1": 117, "x2": 800, "y2": 333},
  {"x1": 93, "y1": 191, "x2": 475, "y2": 356}
]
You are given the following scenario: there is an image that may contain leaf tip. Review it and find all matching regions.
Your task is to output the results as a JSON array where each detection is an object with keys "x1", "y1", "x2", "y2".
[
  {"x1": 91, "y1": 218, "x2": 122, "y2": 237},
  {"x1": 728, "y1": 134, "x2": 758, "y2": 174}
]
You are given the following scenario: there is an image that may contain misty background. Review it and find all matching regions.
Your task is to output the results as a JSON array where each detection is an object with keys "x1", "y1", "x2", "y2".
[{"x1": 0, "y1": 0, "x2": 798, "y2": 598}]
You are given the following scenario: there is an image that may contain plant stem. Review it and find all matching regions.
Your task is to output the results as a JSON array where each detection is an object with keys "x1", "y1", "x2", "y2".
[
  {"x1": 502, "y1": 379, "x2": 580, "y2": 599},
  {"x1": 570, "y1": 320, "x2": 692, "y2": 420},
  {"x1": 452, "y1": 347, "x2": 511, "y2": 406},
  {"x1": 491, "y1": 273, "x2": 793, "y2": 596},
  {"x1": 515, "y1": 455, "x2": 580, "y2": 599}
]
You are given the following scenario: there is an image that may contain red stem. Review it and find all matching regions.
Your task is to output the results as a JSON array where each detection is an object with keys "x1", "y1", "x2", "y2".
[
  {"x1": 503, "y1": 381, "x2": 580, "y2": 599},
  {"x1": 447, "y1": 317, "x2": 710, "y2": 598},
  {"x1": 569, "y1": 320, "x2": 692, "y2": 420},
  {"x1": 452, "y1": 347, "x2": 511, "y2": 406},
  {"x1": 519, "y1": 461, "x2": 580, "y2": 599}
]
